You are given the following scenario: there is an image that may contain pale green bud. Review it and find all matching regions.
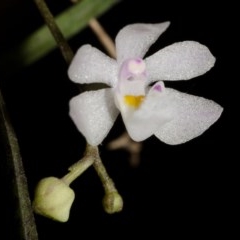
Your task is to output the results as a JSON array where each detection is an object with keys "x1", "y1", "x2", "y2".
[
  {"x1": 102, "y1": 191, "x2": 123, "y2": 214},
  {"x1": 32, "y1": 177, "x2": 75, "y2": 222}
]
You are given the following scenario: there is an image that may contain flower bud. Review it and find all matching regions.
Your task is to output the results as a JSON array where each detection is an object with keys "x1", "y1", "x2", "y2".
[
  {"x1": 102, "y1": 191, "x2": 123, "y2": 214},
  {"x1": 32, "y1": 177, "x2": 75, "y2": 222}
]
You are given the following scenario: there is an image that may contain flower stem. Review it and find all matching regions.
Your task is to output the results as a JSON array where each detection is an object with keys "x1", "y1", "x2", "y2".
[
  {"x1": 93, "y1": 152, "x2": 123, "y2": 214},
  {"x1": 93, "y1": 154, "x2": 117, "y2": 194},
  {"x1": 61, "y1": 143, "x2": 117, "y2": 195},
  {"x1": 33, "y1": 0, "x2": 74, "y2": 64},
  {"x1": 61, "y1": 144, "x2": 98, "y2": 185}
]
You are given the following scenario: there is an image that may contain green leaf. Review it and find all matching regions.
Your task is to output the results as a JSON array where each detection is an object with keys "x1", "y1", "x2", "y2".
[{"x1": 1, "y1": 0, "x2": 118, "y2": 70}]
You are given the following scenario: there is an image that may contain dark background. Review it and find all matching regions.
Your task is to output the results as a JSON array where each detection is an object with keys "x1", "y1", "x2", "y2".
[{"x1": 0, "y1": 0, "x2": 236, "y2": 238}]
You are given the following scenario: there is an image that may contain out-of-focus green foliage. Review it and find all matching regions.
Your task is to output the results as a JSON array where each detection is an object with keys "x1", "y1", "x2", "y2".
[{"x1": 1, "y1": 0, "x2": 118, "y2": 70}]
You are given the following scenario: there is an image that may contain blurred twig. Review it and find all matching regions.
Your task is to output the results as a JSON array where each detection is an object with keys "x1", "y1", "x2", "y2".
[
  {"x1": 107, "y1": 132, "x2": 142, "y2": 167},
  {"x1": 89, "y1": 18, "x2": 116, "y2": 58}
]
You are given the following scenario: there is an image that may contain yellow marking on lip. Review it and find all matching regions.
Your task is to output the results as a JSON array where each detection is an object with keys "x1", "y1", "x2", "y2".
[{"x1": 124, "y1": 95, "x2": 145, "y2": 108}]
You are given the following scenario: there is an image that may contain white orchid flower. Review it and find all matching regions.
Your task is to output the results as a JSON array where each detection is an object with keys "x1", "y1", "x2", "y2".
[{"x1": 68, "y1": 22, "x2": 223, "y2": 146}]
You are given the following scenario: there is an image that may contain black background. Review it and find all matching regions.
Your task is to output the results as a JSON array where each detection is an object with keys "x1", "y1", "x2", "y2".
[{"x1": 0, "y1": 0, "x2": 236, "y2": 238}]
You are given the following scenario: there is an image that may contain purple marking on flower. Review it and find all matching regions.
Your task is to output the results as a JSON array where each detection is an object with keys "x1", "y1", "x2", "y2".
[
  {"x1": 119, "y1": 58, "x2": 146, "y2": 81},
  {"x1": 128, "y1": 58, "x2": 146, "y2": 75},
  {"x1": 135, "y1": 58, "x2": 142, "y2": 63},
  {"x1": 153, "y1": 84, "x2": 162, "y2": 92}
]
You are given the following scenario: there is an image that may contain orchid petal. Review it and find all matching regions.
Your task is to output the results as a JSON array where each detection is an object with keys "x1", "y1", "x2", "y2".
[
  {"x1": 145, "y1": 41, "x2": 215, "y2": 83},
  {"x1": 116, "y1": 22, "x2": 170, "y2": 65},
  {"x1": 68, "y1": 45, "x2": 117, "y2": 86},
  {"x1": 155, "y1": 88, "x2": 223, "y2": 145},
  {"x1": 120, "y1": 81, "x2": 174, "y2": 141},
  {"x1": 69, "y1": 89, "x2": 119, "y2": 146}
]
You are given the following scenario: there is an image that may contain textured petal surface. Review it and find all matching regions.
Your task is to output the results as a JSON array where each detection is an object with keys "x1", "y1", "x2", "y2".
[
  {"x1": 145, "y1": 41, "x2": 215, "y2": 83},
  {"x1": 116, "y1": 22, "x2": 170, "y2": 65},
  {"x1": 69, "y1": 89, "x2": 119, "y2": 146},
  {"x1": 155, "y1": 88, "x2": 223, "y2": 145},
  {"x1": 68, "y1": 45, "x2": 118, "y2": 86},
  {"x1": 120, "y1": 81, "x2": 174, "y2": 141}
]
